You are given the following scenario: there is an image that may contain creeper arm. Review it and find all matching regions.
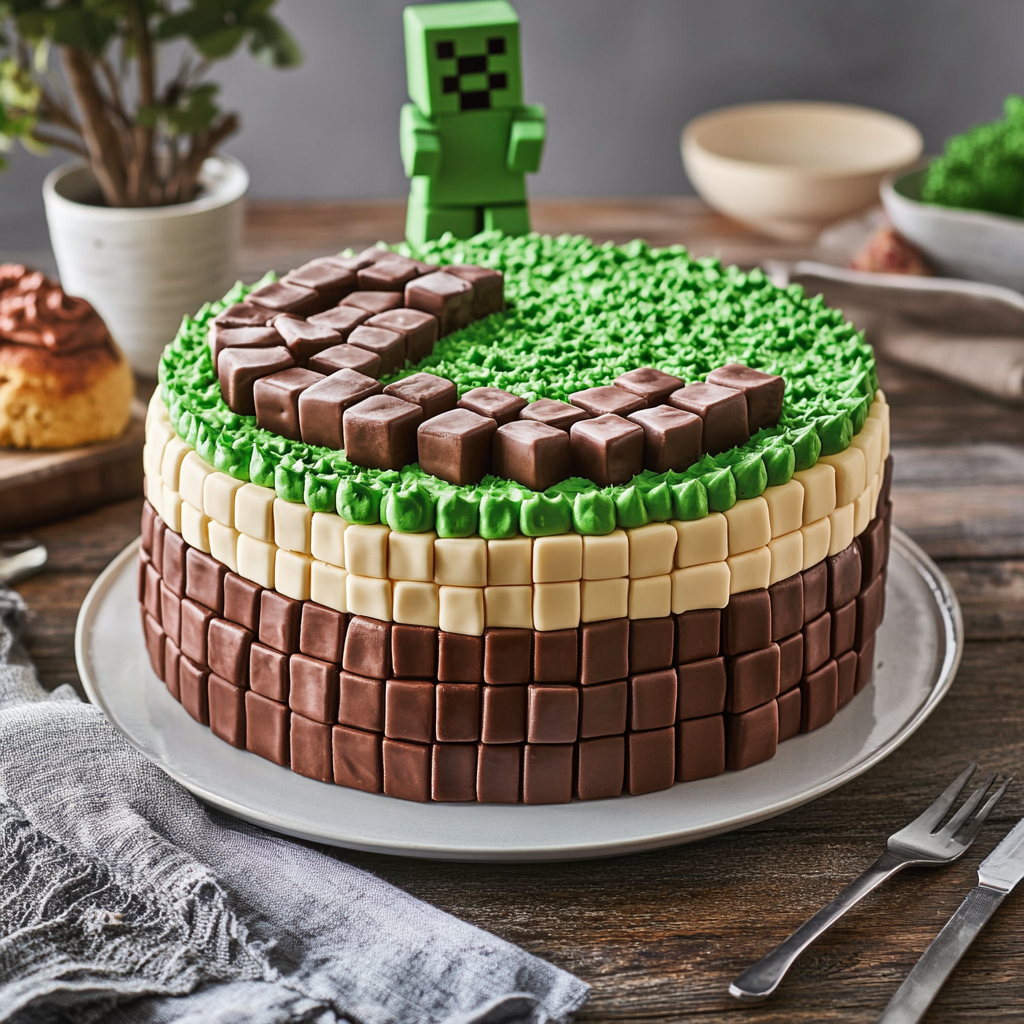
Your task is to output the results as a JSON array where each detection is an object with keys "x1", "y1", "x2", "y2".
[
  {"x1": 507, "y1": 104, "x2": 546, "y2": 174},
  {"x1": 400, "y1": 103, "x2": 441, "y2": 178}
]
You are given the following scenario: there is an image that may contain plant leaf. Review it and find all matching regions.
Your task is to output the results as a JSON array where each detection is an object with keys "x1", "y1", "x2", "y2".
[
  {"x1": 193, "y1": 24, "x2": 244, "y2": 58},
  {"x1": 245, "y1": 13, "x2": 301, "y2": 68}
]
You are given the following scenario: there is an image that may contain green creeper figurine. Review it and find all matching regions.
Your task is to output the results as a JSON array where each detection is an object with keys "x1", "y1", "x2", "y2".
[{"x1": 401, "y1": 0, "x2": 546, "y2": 246}]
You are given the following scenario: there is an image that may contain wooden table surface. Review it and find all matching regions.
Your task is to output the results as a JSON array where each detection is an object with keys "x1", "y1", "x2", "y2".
[{"x1": 10, "y1": 198, "x2": 1024, "y2": 1023}]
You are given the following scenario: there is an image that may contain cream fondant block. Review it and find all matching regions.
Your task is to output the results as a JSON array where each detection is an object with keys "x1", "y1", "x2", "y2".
[
  {"x1": 723, "y1": 497, "x2": 771, "y2": 556},
  {"x1": 764, "y1": 479, "x2": 805, "y2": 538},
  {"x1": 671, "y1": 562, "x2": 731, "y2": 613},
  {"x1": 580, "y1": 577, "x2": 629, "y2": 623},
  {"x1": 394, "y1": 580, "x2": 441, "y2": 627},
  {"x1": 388, "y1": 530, "x2": 436, "y2": 582},
  {"x1": 727, "y1": 546, "x2": 771, "y2": 593},
  {"x1": 854, "y1": 486, "x2": 873, "y2": 537},
  {"x1": 142, "y1": 443, "x2": 160, "y2": 482},
  {"x1": 237, "y1": 534, "x2": 276, "y2": 588},
  {"x1": 582, "y1": 530, "x2": 629, "y2": 580},
  {"x1": 311, "y1": 561, "x2": 348, "y2": 613},
  {"x1": 533, "y1": 582, "x2": 581, "y2": 631},
  {"x1": 438, "y1": 585, "x2": 485, "y2": 635},
  {"x1": 160, "y1": 436, "x2": 189, "y2": 490},
  {"x1": 818, "y1": 446, "x2": 866, "y2": 508},
  {"x1": 178, "y1": 451, "x2": 213, "y2": 511},
  {"x1": 828, "y1": 502, "x2": 855, "y2": 556},
  {"x1": 532, "y1": 533, "x2": 583, "y2": 583},
  {"x1": 180, "y1": 501, "x2": 211, "y2": 553},
  {"x1": 851, "y1": 419, "x2": 883, "y2": 482},
  {"x1": 275, "y1": 549, "x2": 312, "y2": 601},
  {"x1": 674, "y1": 513, "x2": 729, "y2": 568},
  {"x1": 347, "y1": 574, "x2": 393, "y2": 622},
  {"x1": 235, "y1": 483, "x2": 275, "y2": 542},
  {"x1": 145, "y1": 420, "x2": 173, "y2": 475},
  {"x1": 274, "y1": 499, "x2": 312, "y2": 555},
  {"x1": 870, "y1": 398, "x2": 891, "y2": 460},
  {"x1": 208, "y1": 521, "x2": 239, "y2": 573},
  {"x1": 203, "y1": 472, "x2": 244, "y2": 528},
  {"x1": 801, "y1": 517, "x2": 831, "y2": 569},
  {"x1": 162, "y1": 489, "x2": 182, "y2": 533},
  {"x1": 344, "y1": 523, "x2": 390, "y2": 579},
  {"x1": 146, "y1": 390, "x2": 168, "y2": 427},
  {"x1": 434, "y1": 537, "x2": 487, "y2": 587},
  {"x1": 487, "y1": 537, "x2": 533, "y2": 586},
  {"x1": 794, "y1": 463, "x2": 837, "y2": 524},
  {"x1": 628, "y1": 575, "x2": 672, "y2": 619},
  {"x1": 768, "y1": 531, "x2": 803, "y2": 586},
  {"x1": 311, "y1": 512, "x2": 347, "y2": 568},
  {"x1": 628, "y1": 523, "x2": 677, "y2": 578},
  {"x1": 484, "y1": 585, "x2": 534, "y2": 629},
  {"x1": 870, "y1": 470, "x2": 881, "y2": 516}
]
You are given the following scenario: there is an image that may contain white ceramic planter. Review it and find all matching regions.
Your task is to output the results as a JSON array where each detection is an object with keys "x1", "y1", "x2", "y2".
[{"x1": 43, "y1": 156, "x2": 248, "y2": 375}]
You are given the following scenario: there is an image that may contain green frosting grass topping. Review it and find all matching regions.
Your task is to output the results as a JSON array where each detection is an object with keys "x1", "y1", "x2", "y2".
[{"x1": 159, "y1": 231, "x2": 876, "y2": 537}]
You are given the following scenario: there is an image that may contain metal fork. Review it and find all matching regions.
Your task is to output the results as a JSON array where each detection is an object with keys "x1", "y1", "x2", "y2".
[{"x1": 729, "y1": 764, "x2": 1012, "y2": 1002}]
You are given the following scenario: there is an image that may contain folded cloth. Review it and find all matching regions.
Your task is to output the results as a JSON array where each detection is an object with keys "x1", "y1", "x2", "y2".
[{"x1": 0, "y1": 588, "x2": 589, "y2": 1024}]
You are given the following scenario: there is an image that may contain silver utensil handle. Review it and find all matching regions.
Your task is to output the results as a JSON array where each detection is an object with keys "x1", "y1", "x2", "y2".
[
  {"x1": 730, "y1": 850, "x2": 904, "y2": 1001},
  {"x1": 876, "y1": 885, "x2": 1006, "y2": 1024}
]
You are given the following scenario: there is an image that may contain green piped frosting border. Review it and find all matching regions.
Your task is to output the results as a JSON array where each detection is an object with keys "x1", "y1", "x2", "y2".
[{"x1": 158, "y1": 231, "x2": 877, "y2": 538}]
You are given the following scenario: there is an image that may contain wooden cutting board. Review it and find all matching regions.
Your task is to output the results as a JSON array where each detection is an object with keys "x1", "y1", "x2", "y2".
[{"x1": 0, "y1": 398, "x2": 146, "y2": 533}]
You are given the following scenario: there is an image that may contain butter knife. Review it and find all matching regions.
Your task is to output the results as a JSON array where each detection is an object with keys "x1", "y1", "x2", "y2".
[{"x1": 877, "y1": 814, "x2": 1024, "y2": 1024}]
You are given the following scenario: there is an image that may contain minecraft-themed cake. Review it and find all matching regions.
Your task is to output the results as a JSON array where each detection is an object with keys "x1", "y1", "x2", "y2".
[{"x1": 138, "y1": 231, "x2": 892, "y2": 803}]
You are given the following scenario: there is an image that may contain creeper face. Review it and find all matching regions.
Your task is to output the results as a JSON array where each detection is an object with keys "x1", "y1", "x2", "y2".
[{"x1": 404, "y1": 1, "x2": 523, "y2": 117}]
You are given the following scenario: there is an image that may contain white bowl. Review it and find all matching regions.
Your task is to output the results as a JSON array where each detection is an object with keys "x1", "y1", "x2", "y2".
[
  {"x1": 682, "y1": 101, "x2": 922, "y2": 240},
  {"x1": 882, "y1": 169, "x2": 1024, "y2": 292}
]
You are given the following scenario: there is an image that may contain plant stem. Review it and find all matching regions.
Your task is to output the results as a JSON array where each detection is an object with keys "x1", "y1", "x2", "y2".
[{"x1": 127, "y1": 0, "x2": 156, "y2": 206}]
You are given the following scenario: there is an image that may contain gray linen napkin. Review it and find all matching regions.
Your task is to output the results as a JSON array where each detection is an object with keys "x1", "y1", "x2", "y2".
[{"x1": 0, "y1": 588, "x2": 589, "y2": 1024}]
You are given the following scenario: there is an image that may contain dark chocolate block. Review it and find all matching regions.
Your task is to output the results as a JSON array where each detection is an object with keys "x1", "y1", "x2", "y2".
[
  {"x1": 368, "y1": 309, "x2": 440, "y2": 364},
  {"x1": 628, "y1": 616, "x2": 675, "y2": 673},
  {"x1": 705, "y1": 364, "x2": 785, "y2": 432},
  {"x1": 676, "y1": 657, "x2": 727, "y2": 719},
  {"x1": 579, "y1": 679, "x2": 627, "y2": 738},
  {"x1": 614, "y1": 367, "x2": 686, "y2": 406},
  {"x1": 357, "y1": 254, "x2": 422, "y2": 292},
  {"x1": 532, "y1": 628, "x2": 578, "y2": 682},
  {"x1": 568, "y1": 385, "x2": 645, "y2": 418},
  {"x1": 290, "y1": 713, "x2": 334, "y2": 783},
  {"x1": 576, "y1": 736, "x2": 625, "y2": 801},
  {"x1": 391, "y1": 624, "x2": 438, "y2": 679},
  {"x1": 224, "y1": 573, "x2": 261, "y2": 633},
  {"x1": 668, "y1": 382, "x2": 749, "y2": 454},
  {"x1": 383, "y1": 372, "x2": 457, "y2": 420},
  {"x1": 627, "y1": 726, "x2": 676, "y2": 795},
  {"x1": 404, "y1": 270, "x2": 473, "y2": 335},
  {"x1": 857, "y1": 516, "x2": 888, "y2": 588},
  {"x1": 483, "y1": 627, "x2": 532, "y2": 684},
  {"x1": 801, "y1": 660, "x2": 838, "y2": 732},
  {"x1": 283, "y1": 257, "x2": 357, "y2": 306},
  {"x1": 248, "y1": 279, "x2": 320, "y2": 316},
  {"x1": 298, "y1": 368, "x2": 383, "y2": 450},
  {"x1": 480, "y1": 685, "x2": 526, "y2": 743},
  {"x1": 250, "y1": 643, "x2": 289, "y2": 703},
  {"x1": 677, "y1": 715, "x2": 726, "y2": 781},
  {"x1": 348, "y1": 325, "x2": 406, "y2": 375},
  {"x1": 254, "y1": 367, "x2": 324, "y2": 440},
  {"x1": 272, "y1": 313, "x2": 342, "y2": 366},
  {"x1": 141, "y1": 501, "x2": 156, "y2": 554},
  {"x1": 382, "y1": 738, "x2": 431, "y2": 802},
  {"x1": 777, "y1": 687, "x2": 802, "y2": 742},
  {"x1": 209, "y1": 674, "x2": 246, "y2": 748},
  {"x1": 356, "y1": 246, "x2": 392, "y2": 265},
  {"x1": 259, "y1": 590, "x2": 302, "y2": 655},
  {"x1": 519, "y1": 398, "x2": 589, "y2": 431},
  {"x1": 726, "y1": 701, "x2": 778, "y2": 770},
  {"x1": 307, "y1": 342, "x2": 382, "y2": 379},
  {"x1": 417, "y1": 408, "x2": 496, "y2": 485},
  {"x1": 836, "y1": 649, "x2": 858, "y2": 709},
  {"x1": 580, "y1": 618, "x2": 629, "y2": 685},
  {"x1": 207, "y1": 618, "x2": 252, "y2": 686},
  {"x1": 769, "y1": 575, "x2": 803, "y2": 642},
  {"x1": 179, "y1": 655, "x2": 210, "y2": 725},
  {"x1": 338, "y1": 671, "x2": 384, "y2": 732},
  {"x1": 476, "y1": 743, "x2": 521, "y2": 803},
  {"x1": 432, "y1": 743, "x2": 478, "y2": 801},
  {"x1": 143, "y1": 613, "x2": 164, "y2": 678},
  {"x1": 343, "y1": 616, "x2": 391, "y2": 679},
  {"x1": 289, "y1": 654, "x2": 339, "y2": 724},
  {"x1": 493, "y1": 420, "x2": 571, "y2": 492},
  {"x1": 446, "y1": 264, "x2": 504, "y2": 318},
  {"x1": 214, "y1": 299, "x2": 275, "y2": 329},
  {"x1": 457, "y1": 386, "x2": 528, "y2": 426},
  {"x1": 627, "y1": 405, "x2": 703, "y2": 473},
  {"x1": 162, "y1": 530, "x2": 186, "y2": 597},
  {"x1": 342, "y1": 291, "x2": 403, "y2": 315},
  {"x1": 152, "y1": 517, "x2": 166, "y2": 574},
  {"x1": 437, "y1": 631, "x2": 483, "y2": 682},
  {"x1": 726, "y1": 643, "x2": 781, "y2": 713},
  {"x1": 629, "y1": 669, "x2": 677, "y2": 730},
  {"x1": 803, "y1": 562, "x2": 828, "y2": 624},
  {"x1": 299, "y1": 602, "x2": 347, "y2": 663},
  {"x1": 855, "y1": 633, "x2": 876, "y2": 693},
  {"x1": 344, "y1": 395, "x2": 424, "y2": 471},
  {"x1": 827, "y1": 543, "x2": 863, "y2": 610},
  {"x1": 333, "y1": 725, "x2": 382, "y2": 792},
  {"x1": 385, "y1": 679, "x2": 434, "y2": 743},
  {"x1": 831, "y1": 599, "x2": 856, "y2": 658},
  {"x1": 522, "y1": 744, "x2": 573, "y2": 804},
  {"x1": 526, "y1": 685, "x2": 579, "y2": 744},
  {"x1": 803, "y1": 611, "x2": 831, "y2": 675},
  {"x1": 570, "y1": 414, "x2": 644, "y2": 487},
  {"x1": 209, "y1": 324, "x2": 282, "y2": 367},
  {"x1": 307, "y1": 304, "x2": 370, "y2": 339},
  {"x1": 185, "y1": 548, "x2": 226, "y2": 614},
  {"x1": 778, "y1": 631, "x2": 804, "y2": 693},
  {"x1": 143, "y1": 563, "x2": 161, "y2": 620},
  {"x1": 855, "y1": 572, "x2": 885, "y2": 648},
  {"x1": 180, "y1": 598, "x2": 213, "y2": 666},
  {"x1": 163, "y1": 638, "x2": 181, "y2": 700},
  {"x1": 877, "y1": 455, "x2": 894, "y2": 515},
  {"x1": 138, "y1": 550, "x2": 151, "y2": 604},
  {"x1": 218, "y1": 346, "x2": 297, "y2": 416},
  {"x1": 436, "y1": 683, "x2": 480, "y2": 742},
  {"x1": 676, "y1": 608, "x2": 721, "y2": 663},
  {"x1": 722, "y1": 589, "x2": 771, "y2": 656}
]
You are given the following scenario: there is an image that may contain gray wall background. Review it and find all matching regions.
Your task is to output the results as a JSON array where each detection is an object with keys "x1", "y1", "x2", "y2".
[{"x1": 4, "y1": 0, "x2": 1024, "y2": 249}]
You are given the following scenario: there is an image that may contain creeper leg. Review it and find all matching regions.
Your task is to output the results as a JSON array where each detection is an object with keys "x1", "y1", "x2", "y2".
[
  {"x1": 406, "y1": 196, "x2": 478, "y2": 246},
  {"x1": 483, "y1": 204, "x2": 530, "y2": 236}
]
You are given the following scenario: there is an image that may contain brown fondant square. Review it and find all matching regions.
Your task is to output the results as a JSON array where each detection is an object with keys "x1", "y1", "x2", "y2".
[
  {"x1": 476, "y1": 743, "x2": 521, "y2": 802},
  {"x1": 777, "y1": 687, "x2": 802, "y2": 742},
  {"x1": 676, "y1": 657, "x2": 727, "y2": 720},
  {"x1": 343, "y1": 395, "x2": 423, "y2": 471},
  {"x1": 769, "y1": 575, "x2": 803, "y2": 642},
  {"x1": 580, "y1": 618, "x2": 629, "y2": 685},
  {"x1": 250, "y1": 643, "x2": 289, "y2": 703},
  {"x1": 576, "y1": 735, "x2": 625, "y2": 800},
  {"x1": 532, "y1": 628, "x2": 578, "y2": 682},
  {"x1": 382, "y1": 738, "x2": 431, "y2": 802},
  {"x1": 179, "y1": 654, "x2": 209, "y2": 725},
  {"x1": 676, "y1": 608, "x2": 720, "y2": 663},
  {"x1": 627, "y1": 405, "x2": 703, "y2": 474},
  {"x1": 569, "y1": 414, "x2": 644, "y2": 487},
  {"x1": 855, "y1": 634, "x2": 876, "y2": 693},
  {"x1": 180, "y1": 599, "x2": 214, "y2": 667},
  {"x1": 207, "y1": 618, "x2": 252, "y2": 686},
  {"x1": 705, "y1": 364, "x2": 785, "y2": 432},
  {"x1": 522, "y1": 743, "x2": 573, "y2": 804},
  {"x1": 667, "y1": 381, "x2": 749, "y2": 454},
  {"x1": 159, "y1": 582, "x2": 181, "y2": 647},
  {"x1": 383, "y1": 371, "x2": 456, "y2": 420},
  {"x1": 480, "y1": 685, "x2": 526, "y2": 744},
  {"x1": 437, "y1": 631, "x2": 483, "y2": 682},
  {"x1": 726, "y1": 643, "x2": 781, "y2": 714},
  {"x1": 726, "y1": 701, "x2": 778, "y2": 770},
  {"x1": 290, "y1": 713, "x2": 334, "y2": 782},
  {"x1": 245, "y1": 691, "x2": 290, "y2": 765},
  {"x1": 209, "y1": 674, "x2": 246, "y2": 748},
  {"x1": 526, "y1": 684, "x2": 579, "y2": 744},
  {"x1": 493, "y1": 420, "x2": 571, "y2": 492},
  {"x1": 831, "y1": 599, "x2": 857, "y2": 658},
  {"x1": 629, "y1": 669, "x2": 678, "y2": 730},
  {"x1": 436, "y1": 683, "x2": 481, "y2": 742},
  {"x1": 369, "y1": 310, "x2": 439, "y2": 364},
  {"x1": 827, "y1": 543, "x2": 863, "y2": 610},
  {"x1": 856, "y1": 573, "x2": 886, "y2": 648},
  {"x1": 483, "y1": 627, "x2": 532, "y2": 684},
  {"x1": 385, "y1": 679, "x2": 435, "y2": 743},
  {"x1": 431, "y1": 743, "x2": 478, "y2": 801},
  {"x1": 342, "y1": 616, "x2": 391, "y2": 678},
  {"x1": 778, "y1": 631, "x2": 804, "y2": 693},
  {"x1": 579, "y1": 679, "x2": 627, "y2": 738},
  {"x1": 802, "y1": 561, "x2": 828, "y2": 624},
  {"x1": 288, "y1": 654, "x2": 339, "y2": 724},
  {"x1": 259, "y1": 590, "x2": 302, "y2": 655},
  {"x1": 627, "y1": 726, "x2": 676, "y2": 794},
  {"x1": 224, "y1": 573, "x2": 262, "y2": 633},
  {"x1": 677, "y1": 715, "x2": 725, "y2": 781},
  {"x1": 628, "y1": 616, "x2": 675, "y2": 673},
  {"x1": 418, "y1": 408, "x2": 497, "y2": 485},
  {"x1": 801, "y1": 660, "x2": 838, "y2": 732},
  {"x1": 254, "y1": 366, "x2": 324, "y2": 440},
  {"x1": 722, "y1": 589, "x2": 771, "y2": 656},
  {"x1": 520, "y1": 398, "x2": 589, "y2": 432},
  {"x1": 297, "y1": 368, "x2": 383, "y2": 450},
  {"x1": 338, "y1": 671, "x2": 384, "y2": 732},
  {"x1": 391, "y1": 623, "x2": 438, "y2": 679},
  {"x1": 803, "y1": 611, "x2": 832, "y2": 675},
  {"x1": 333, "y1": 725, "x2": 382, "y2": 792},
  {"x1": 613, "y1": 367, "x2": 686, "y2": 406},
  {"x1": 163, "y1": 638, "x2": 181, "y2": 700},
  {"x1": 299, "y1": 602, "x2": 347, "y2": 664}
]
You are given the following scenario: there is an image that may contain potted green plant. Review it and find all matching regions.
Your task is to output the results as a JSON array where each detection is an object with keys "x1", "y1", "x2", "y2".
[{"x1": 0, "y1": 1, "x2": 301, "y2": 373}]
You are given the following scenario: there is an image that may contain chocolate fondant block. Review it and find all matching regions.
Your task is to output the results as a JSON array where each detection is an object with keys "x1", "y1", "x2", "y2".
[
  {"x1": 163, "y1": 638, "x2": 181, "y2": 700},
  {"x1": 289, "y1": 654, "x2": 339, "y2": 724},
  {"x1": 677, "y1": 715, "x2": 726, "y2": 781},
  {"x1": 803, "y1": 611, "x2": 831, "y2": 675},
  {"x1": 245, "y1": 691, "x2": 289, "y2": 765},
  {"x1": 435, "y1": 683, "x2": 481, "y2": 742},
  {"x1": 254, "y1": 367, "x2": 324, "y2": 440},
  {"x1": 855, "y1": 633, "x2": 876, "y2": 693},
  {"x1": 801, "y1": 660, "x2": 838, "y2": 732},
  {"x1": 769, "y1": 575, "x2": 804, "y2": 642},
  {"x1": 383, "y1": 372, "x2": 457, "y2": 420},
  {"x1": 343, "y1": 616, "x2": 390, "y2": 679},
  {"x1": 677, "y1": 657, "x2": 727, "y2": 719},
  {"x1": 282, "y1": 257, "x2": 357, "y2": 306},
  {"x1": 579, "y1": 679, "x2": 627, "y2": 738},
  {"x1": 446, "y1": 264, "x2": 504, "y2": 318},
  {"x1": 614, "y1": 367, "x2": 686, "y2": 406},
  {"x1": 144, "y1": 563, "x2": 161, "y2": 620},
  {"x1": 437, "y1": 631, "x2": 483, "y2": 682},
  {"x1": 856, "y1": 572, "x2": 885, "y2": 648},
  {"x1": 382, "y1": 738, "x2": 431, "y2": 801},
  {"x1": 391, "y1": 624, "x2": 438, "y2": 679},
  {"x1": 180, "y1": 599, "x2": 214, "y2": 666},
  {"x1": 357, "y1": 254, "x2": 422, "y2": 292},
  {"x1": 143, "y1": 613, "x2": 164, "y2": 677},
  {"x1": 432, "y1": 743, "x2": 478, "y2": 801},
  {"x1": 417, "y1": 408, "x2": 496, "y2": 485},
  {"x1": 827, "y1": 543, "x2": 863, "y2": 610},
  {"x1": 668, "y1": 382, "x2": 749, "y2": 454},
  {"x1": 628, "y1": 616, "x2": 675, "y2": 673},
  {"x1": 483, "y1": 627, "x2": 532, "y2": 685},
  {"x1": 259, "y1": 590, "x2": 302, "y2": 655},
  {"x1": 480, "y1": 684, "x2": 526, "y2": 743},
  {"x1": 348, "y1": 325, "x2": 406, "y2": 375},
  {"x1": 368, "y1": 309, "x2": 440, "y2": 364},
  {"x1": 333, "y1": 724, "x2": 383, "y2": 792},
  {"x1": 273, "y1": 314, "x2": 342, "y2": 366},
  {"x1": 342, "y1": 291, "x2": 403, "y2": 315},
  {"x1": 627, "y1": 405, "x2": 703, "y2": 473},
  {"x1": 248, "y1": 279, "x2": 320, "y2": 316},
  {"x1": 726, "y1": 643, "x2": 781, "y2": 713},
  {"x1": 519, "y1": 398, "x2": 589, "y2": 432},
  {"x1": 307, "y1": 342, "x2": 382, "y2": 379},
  {"x1": 726, "y1": 701, "x2": 778, "y2": 770},
  {"x1": 307, "y1": 304, "x2": 370, "y2": 339},
  {"x1": 802, "y1": 562, "x2": 828, "y2": 624},
  {"x1": 493, "y1": 420, "x2": 571, "y2": 492},
  {"x1": 476, "y1": 743, "x2": 522, "y2": 803},
  {"x1": 162, "y1": 530, "x2": 186, "y2": 597},
  {"x1": 580, "y1": 618, "x2": 629, "y2": 686},
  {"x1": 722, "y1": 589, "x2": 771, "y2": 657},
  {"x1": 344, "y1": 395, "x2": 424, "y2": 471},
  {"x1": 831, "y1": 599, "x2": 857, "y2": 658},
  {"x1": 627, "y1": 726, "x2": 676, "y2": 795},
  {"x1": 857, "y1": 516, "x2": 888, "y2": 588},
  {"x1": 298, "y1": 602, "x2": 347, "y2": 664},
  {"x1": 457, "y1": 386, "x2": 528, "y2": 426},
  {"x1": 297, "y1": 368, "x2": 383, "y2": 450},
  {"x1": 385, "y1": 678, "x2": 434, "y2": 743},
  {"x1": 224, "y1": 573, "x2": 262, "y2": 633},
  {"x1": 184, "y1": 549, "x2": 226, "y2": 614},
  {"x1": 836, "y1": 649, "x2": 858, "y2": 709},
  {"x1": 629, "y1": 669, "x2": 677, "y2": 731},
  {"x1": 778, "y1": 631, "x2": 804, "y2": 693},
  {"x1": 568, "y1": 385, "x2": 645, "y2": 418},
  {"x1": 777, "y1": 687, "x2": 802, "y2": 742},
  {"x1": 523, "y1": 743, "x2": 573, "y2": 804},
  {"x1": 526, "y1": 685, "x2": 579, "y2": 744},
  {"x1": 207, "y1": 619, "x2": 252, "y2": 686},
  {"x1": 877, "y1": 455, "x2": 894, "y2": 515},
  {"x1": 570, "y1": 414, "x2": 644, "y2": 487},
  {"x1": 338, "y1": 671, "x2": 384, "y2": 732},
  {"x1": 218, "y1": 346, "x2": 296, "y2": 416},
  {"x1": 705, "y1": 364, "x2": 785, "y2": 432},
  {"x1": 290, "y1": 713, "x2": 334, "y2": 783},
  {"x1": 209, "y1": 324, "x2": 282, "y2": 367},
  {"x1": 214, "y1": 300, "x2": 275, "y2": 329},
  {"x1": 676, "y1": 609, "x2": 721, "y2": 664},
  {"x1": 250, "y1": 643, "x2": 289, "y2": 702},
  {"x1": 179, "y1": 654, "x2": 209, "y2": 724},
  {"x1": 404, "y1": 271, "x2": 473, "y2": 335},
  {"x1": 152, "y1": 517, "x2": 166, "y2": 573},
  {"x1": 532, "y1": 628, "x2": 578, "y2": 683},
  {"x1": 577, "y1": 736, "x2": 625, "y2": 800},
  {"x1": 141, "y1": 502, "x2": 156, "y2": 554}
]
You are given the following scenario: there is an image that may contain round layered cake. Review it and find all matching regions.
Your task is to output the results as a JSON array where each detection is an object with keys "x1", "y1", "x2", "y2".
[{"x1": 138, "y1": 232, "x2": 892, "y2": 803}]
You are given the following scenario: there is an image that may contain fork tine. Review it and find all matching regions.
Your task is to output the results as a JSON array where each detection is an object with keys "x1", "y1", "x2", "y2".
[
  {"x1": 955, "y1": 776, "x2": 1013, "y2": 844},
  {"x1": 941, "y1": 772, "x2": 997, "y2": 836},
  {"x1": 911, "y1": 763, "x2": 976, "y2": 832}
]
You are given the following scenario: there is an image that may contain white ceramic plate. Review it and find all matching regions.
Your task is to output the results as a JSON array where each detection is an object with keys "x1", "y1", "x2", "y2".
[{"x1": 76, "y1": 528, "x2": 961, "y2": 862}]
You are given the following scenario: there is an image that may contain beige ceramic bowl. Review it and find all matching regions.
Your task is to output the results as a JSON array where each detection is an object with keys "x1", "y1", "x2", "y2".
[{"x1": 682, "y1": 101, "x2": 922, "y2": 240}]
